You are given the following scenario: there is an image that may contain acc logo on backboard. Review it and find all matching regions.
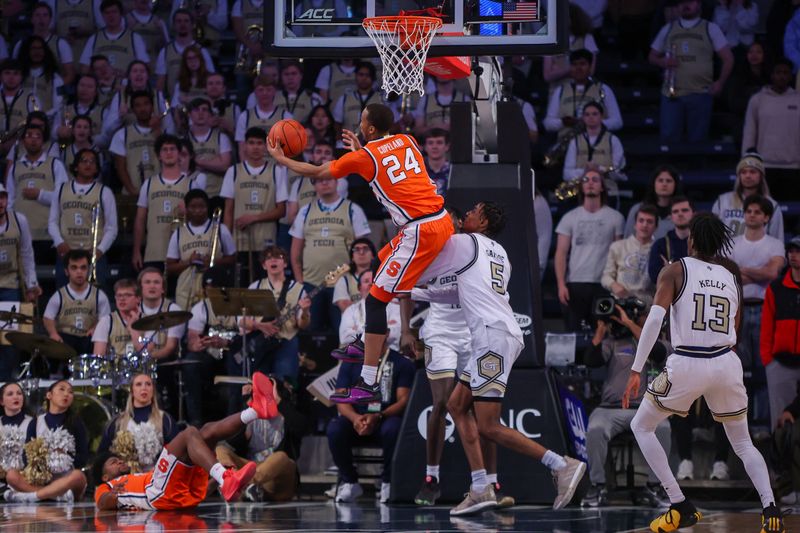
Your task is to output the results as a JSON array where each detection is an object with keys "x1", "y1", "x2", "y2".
[{"x1": 295, "y1": 8, "x2": 335, "y2": 22}]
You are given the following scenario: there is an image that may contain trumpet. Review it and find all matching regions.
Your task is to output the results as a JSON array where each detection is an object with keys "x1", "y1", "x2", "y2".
[
  {"x1": 88, "y1": 203, "x2": 101, "y2": 285},
  {"x1": 185, "y1": 207, "x2": 222, "y2": 309},
  {"x1": 665, "y1": 43, "x2": 678, "y2": 99},
  {"x1": 543, "y1": 121, "x2": 585, "y2": 168},
  {"x1": 555, "y1": 175, "x2": 588, "y2": 201},
  {"x1": 208, "y1": 207, "x2": 222, "y2": 269},
  {"x1": 165, "y1": 213, "x2": 184, "y2": 280},
  {"x1": 235, "y1": 25, "x2": 263, "y2": 76}
]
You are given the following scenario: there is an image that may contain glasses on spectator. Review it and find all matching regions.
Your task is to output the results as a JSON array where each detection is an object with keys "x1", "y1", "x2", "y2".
[
  {"x1": 352, "y1": 245, "x2": 371, "y2": 253},
  {"x1": 79, "y1": 157, "x2": 97, "y2": 164},
  {"x1": 265, "y1": 252, "x2": 286, "y2": 259}
]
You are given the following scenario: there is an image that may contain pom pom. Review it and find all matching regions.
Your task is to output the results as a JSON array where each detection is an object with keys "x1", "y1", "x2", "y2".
[
  {"x1": 44, "y1": 427, "x2": 76, "y2": 475},
  {"x1": 129, "y1": 422, "x2": 162, "y2": 471},
  {"x1": 0, "y1": 424, "x2": 27, "y2": 472},
  {"x1": 22, "y1": 438, "x2": 52, "y2": 486},
  {"x1": 110, "y1": 430, "x2": 141, "y2": 473}
]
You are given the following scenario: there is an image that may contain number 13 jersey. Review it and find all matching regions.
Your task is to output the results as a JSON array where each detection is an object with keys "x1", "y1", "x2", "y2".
[
  {"x1": 329, "y1": 134, "x2": 443, "y2": 226},
  {"x1": 671, "y1": 256, "x2": 739, "y2": 349}
]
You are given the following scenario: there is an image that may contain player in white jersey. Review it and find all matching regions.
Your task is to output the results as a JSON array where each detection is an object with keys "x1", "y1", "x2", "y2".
[
  {"x1": 409, "y1": 208, "x2": 511, "y2": 508},
  {"x1": 623, "y1": 213, "x2": 785, "y2": 533},
  {"x1": 412, "y1": 202, "x2": 586, "y2": 516}
]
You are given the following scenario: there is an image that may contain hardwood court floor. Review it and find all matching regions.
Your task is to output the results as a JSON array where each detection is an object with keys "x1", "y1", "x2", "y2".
[{"x1": 0, "y1": 500, "x2": 796, "y2": 532}]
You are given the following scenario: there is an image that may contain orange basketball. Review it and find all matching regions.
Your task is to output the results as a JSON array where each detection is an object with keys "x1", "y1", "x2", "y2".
[{"x1": 269, "y1": 119, "x2": 307, "y2": 158}]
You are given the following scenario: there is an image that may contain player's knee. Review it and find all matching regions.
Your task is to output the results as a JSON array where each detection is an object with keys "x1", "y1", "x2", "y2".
[
  {"x1": 586, "y1": 422, "x2": 607, "y2": 442},
  {"x1": 630, "y1": 410, "x2": 655, "y2": 435},
  {"x1": 477, "y1": 420, "x2": 503, "y2": 442},
  {"x1": 364, "y1": 294, "x2": 388, "y2": 335},
  {"x1": 5, "y1": 469, "x2": 21, "y2": 483},
  {"x1": 430, "y1": 397, "x2": 448, "y2": 418}
]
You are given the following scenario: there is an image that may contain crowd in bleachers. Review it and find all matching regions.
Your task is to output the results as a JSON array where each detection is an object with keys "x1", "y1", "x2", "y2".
[{"x1": 0, "y1": 0, "x2": 799, "y2": 507}]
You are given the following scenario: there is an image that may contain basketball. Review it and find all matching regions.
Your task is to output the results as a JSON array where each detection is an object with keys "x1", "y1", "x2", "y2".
[{"x1": 269, "y1": 119, "x2": 307, "y2": 158}]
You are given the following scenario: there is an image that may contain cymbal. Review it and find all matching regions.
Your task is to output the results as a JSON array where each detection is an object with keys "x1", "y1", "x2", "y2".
[
  {"x1": 0, "y1": 310, "x2": 36, "y2": 324},
  {"x1": 5, "y1": 332, "x2": 77, "y2": 361},
  {"x1": 132, "y1": 311, "x2": 192, "y2": 331},
  {"x1": 157, "y1": 359, "x2": 202, "y2": 367}
]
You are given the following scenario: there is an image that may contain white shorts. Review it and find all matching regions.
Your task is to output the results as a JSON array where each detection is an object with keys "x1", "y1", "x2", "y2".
[
  {"x1": 424, "y1": 337, "x2": 472, "y2": 381},
  {"x1": 646, "y1": 350, "x2": 748, "y2": 422},
  {"x1": 460, "y1": 327, "x2": 523, "y2": 400}
]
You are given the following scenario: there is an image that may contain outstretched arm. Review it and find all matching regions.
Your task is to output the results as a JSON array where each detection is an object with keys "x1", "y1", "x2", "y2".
[{"x1": 267, "y1": 140, "x2": 334, "y2": 179}]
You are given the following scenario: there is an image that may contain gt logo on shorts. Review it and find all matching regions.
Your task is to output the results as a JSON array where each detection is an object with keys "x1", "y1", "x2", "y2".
[
  {"x1": 478, "y1": 352, "x2": 503, "y2": 380},
  {"x1": 158, "y1": 458, "x2": 169, "y2": 473},
  {"x1": 385, "y1": 261, "x2": 401, "y2": 277}
]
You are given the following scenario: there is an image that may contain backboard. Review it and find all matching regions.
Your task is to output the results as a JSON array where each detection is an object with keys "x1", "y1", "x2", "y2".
[{"x1": 266, "y1": 1, "x2": 568, "y2": 58}]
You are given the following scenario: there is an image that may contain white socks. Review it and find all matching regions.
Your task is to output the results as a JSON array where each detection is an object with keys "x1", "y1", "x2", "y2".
[
  {"x1": 631, "y1": 400, "x2": 685, "y2": 503},
  {"x1": 360, "y1": 365, "x2": 378, "y2": 386},
  {"x1": 470, "y1": 469, "x2": 488, "y2": 492},
  {"x1": 486, "y1": 473, "x2": 498, "y2": 485},
  {"x1": 722, "y1": 417, "x2": 776, "y2": 508},
  {"x1": 240, "y1": 407, "x2": 258, "y2": 424},
  {"x1": 210, "y1": 462, "x2": 227, "y2": 486},
  {"x1": 6, "y1": 489, "x2": 39, "y2": 502},
  {"x1": 426, "y1": 465, "x2": 440, "y2": 479},
  {"x1": 541, "y1": 450, "x2": 567, "y2": 471}
]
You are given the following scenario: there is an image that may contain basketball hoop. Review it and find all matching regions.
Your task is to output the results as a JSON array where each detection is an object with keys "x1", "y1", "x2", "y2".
[{"x1": 362, "y1": 16, "x2": 443, "y2": 96}]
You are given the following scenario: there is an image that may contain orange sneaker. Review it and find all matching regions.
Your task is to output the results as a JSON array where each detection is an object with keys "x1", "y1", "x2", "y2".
[
  {"x1": 221, "y1": 462, "x2": 257, "y2": 502},
  {"x1": 248, "y1": 371, "x2": 278, "y2": 419}
]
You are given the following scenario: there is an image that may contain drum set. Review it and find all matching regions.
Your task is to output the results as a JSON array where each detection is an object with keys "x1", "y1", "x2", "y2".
[{"x1": 4, "y1": 309, "x2": 196, "y2": 417}]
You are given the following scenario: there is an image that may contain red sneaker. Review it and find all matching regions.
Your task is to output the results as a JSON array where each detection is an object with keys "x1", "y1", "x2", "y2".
[
  {"x1": 221, "y1": 462, "x2": 257, "y2": 502},
  {"x1": 248, "y1": 371, "x2": 278, "y2": 419}
]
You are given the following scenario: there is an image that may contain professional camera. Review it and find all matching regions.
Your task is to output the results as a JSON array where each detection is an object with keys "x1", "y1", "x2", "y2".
[{"x1": 592, "y1": 295, "x2": 647, "y2": 322}]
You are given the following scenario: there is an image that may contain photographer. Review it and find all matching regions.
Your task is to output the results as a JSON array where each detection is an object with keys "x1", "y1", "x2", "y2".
[{"x1": 581, "y1": 301, "x2": 671, "y2": 508}]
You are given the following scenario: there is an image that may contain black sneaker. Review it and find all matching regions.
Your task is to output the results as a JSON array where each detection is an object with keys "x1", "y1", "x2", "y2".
[
  {"x1": 640, "y1": 483, "x2": 671, "y2": 508},
  {"x1": 581, "y1": 484, "x2": 607, "y2": 508},
  {"x1": 493, "y1": 482, "x2": 515, "y2": 508},
  {"x1": 649, "y1": 499, "x2": 702, "y2": 532},
  {"x1": 330, "y1": 377, "x2": 381, "y2": 404},
  {"x1": 761, "y1": 503, "x2": 786, "y2": 533},
  {"x1": 414, "y1": 476, "x2": 441, "y2": 506}
]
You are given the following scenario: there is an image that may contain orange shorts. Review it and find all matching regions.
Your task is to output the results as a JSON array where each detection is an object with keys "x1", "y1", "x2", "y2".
[
  {"x1": 147, "y1": 447, "x2": 208, "y2": 510},
  {"x1": 371, "y1": 210, "x2": 454, "y2": 302}
]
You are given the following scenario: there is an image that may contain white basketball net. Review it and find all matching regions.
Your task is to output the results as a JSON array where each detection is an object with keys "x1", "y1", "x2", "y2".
[{"x1": 362, "y1": 16, "x2": 443, "y2": 96}]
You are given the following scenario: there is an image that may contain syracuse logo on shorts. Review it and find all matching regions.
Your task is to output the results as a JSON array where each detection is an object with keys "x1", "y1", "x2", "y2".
[{"x1": 477, "y1": 352, "x2": 503, "y2": 381}]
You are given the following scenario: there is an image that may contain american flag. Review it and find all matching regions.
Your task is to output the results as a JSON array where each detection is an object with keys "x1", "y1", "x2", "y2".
[{"x1": 502, "y1": 1, "x2": 540, "y2": 21}]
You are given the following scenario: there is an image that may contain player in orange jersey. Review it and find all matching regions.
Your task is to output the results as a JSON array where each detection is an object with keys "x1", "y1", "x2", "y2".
[
  {"x1": 268, "y1": 102, "x2": 453, "y2": 403},
  {"x1": 93, "y1": 372, "x2": 279, "y2": 510}
]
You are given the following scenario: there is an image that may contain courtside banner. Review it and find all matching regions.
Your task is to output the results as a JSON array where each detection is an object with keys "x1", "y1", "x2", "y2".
[
  {"x1": 557, "y1": 384, "x2": 589, "y2": 463},
  {"x1": 390, "y1": 368, "x2": 570, "y2": 503}
]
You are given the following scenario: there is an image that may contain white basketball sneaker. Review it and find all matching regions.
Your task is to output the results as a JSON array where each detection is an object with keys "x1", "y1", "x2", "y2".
[{"x1": 677, "y1": 459, "x2": 694, "y2": 480}]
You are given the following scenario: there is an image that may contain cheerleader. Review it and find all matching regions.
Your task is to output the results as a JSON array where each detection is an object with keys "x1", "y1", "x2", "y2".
[
  {"x1": 4, "y1": 380, "x2": 88, "y2": 502},
  {"x1": 0, "y1": 383, "x2": 33, "y2": 488},
  {"x1": 97, "y1": 373, "x2": 178, "y2": 472}
]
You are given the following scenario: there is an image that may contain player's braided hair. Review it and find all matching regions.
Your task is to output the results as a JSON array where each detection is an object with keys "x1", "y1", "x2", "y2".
[
  {"x1": 689, "y1": 212, "x2": 734, "y2": 258},
  {"x1": 482, "y1": 201, "x2": 506, "y2": 237}
]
